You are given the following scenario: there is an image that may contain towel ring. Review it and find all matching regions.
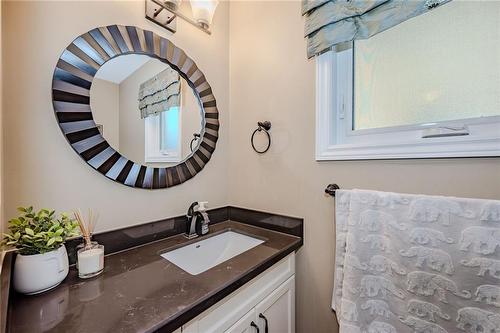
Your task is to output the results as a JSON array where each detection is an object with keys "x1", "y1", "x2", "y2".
[
  {"x1": 190, "y1": 133, "x2": 201, "y2": 152},
  {"x1": 251, "y1": 121, "x2": 272, "y2": 154}
]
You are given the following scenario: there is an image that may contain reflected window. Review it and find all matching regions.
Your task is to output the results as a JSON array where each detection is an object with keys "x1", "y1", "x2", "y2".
[
  {"x1": 145, "y1": 106, "x2": 183, "y2": 163},
  {"x1": 160, "y1": 107, "x2": 181, "y2": 155}
]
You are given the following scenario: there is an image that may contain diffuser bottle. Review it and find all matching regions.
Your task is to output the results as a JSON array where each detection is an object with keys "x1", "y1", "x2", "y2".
[{"x1": 77, "y1": 240, "x2": 104, "y2": 278}]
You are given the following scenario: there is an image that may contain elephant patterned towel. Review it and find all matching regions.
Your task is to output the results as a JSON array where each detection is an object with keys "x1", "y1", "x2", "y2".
[{"x1": 332, "y1": 189, "x2": 500, "y2": 333}]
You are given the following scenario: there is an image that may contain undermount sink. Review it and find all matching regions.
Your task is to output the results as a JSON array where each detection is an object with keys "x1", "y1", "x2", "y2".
[{"x1": 161, "y1": 231, "x2": 265, "y2": 275}]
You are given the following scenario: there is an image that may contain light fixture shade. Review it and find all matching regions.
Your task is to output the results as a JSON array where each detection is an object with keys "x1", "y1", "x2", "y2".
[{"x1": 190, "y1": 0, "x2": 219, "y2": 28}]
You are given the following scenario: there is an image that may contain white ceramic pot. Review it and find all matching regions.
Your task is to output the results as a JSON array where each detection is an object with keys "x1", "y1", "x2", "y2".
[{"x1": 14, "y1": 245, "x2": 69, "y2": 295}]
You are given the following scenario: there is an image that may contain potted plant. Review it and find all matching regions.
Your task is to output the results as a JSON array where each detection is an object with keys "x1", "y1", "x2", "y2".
[{"x1": 2, "y1": 207, "x2": 80, "y2": 294}]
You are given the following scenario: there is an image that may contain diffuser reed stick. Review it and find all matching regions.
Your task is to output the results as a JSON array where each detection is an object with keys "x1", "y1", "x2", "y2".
[{"x1": 74, "y1": 209, "x2": 99, "y2": 248}]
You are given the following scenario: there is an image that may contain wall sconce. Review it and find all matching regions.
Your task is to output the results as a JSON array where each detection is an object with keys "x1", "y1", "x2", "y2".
[{"x1": 145, "y1": 0, "x2": 218, "y2": 35}]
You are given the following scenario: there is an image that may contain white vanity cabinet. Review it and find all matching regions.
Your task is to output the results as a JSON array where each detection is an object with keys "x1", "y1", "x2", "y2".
[
  {"x1": 180, "y1": 253, "x2": 296, "y2": 333},
  {"x1": 253, "y1": 276, "x2": 295, "y2": 333},
  {"x1": 225, "y1": 276, "x2": 295, "y2": 333},
  {"x1": 224, "y1": 309, "x2": 257, "y2": 333}
]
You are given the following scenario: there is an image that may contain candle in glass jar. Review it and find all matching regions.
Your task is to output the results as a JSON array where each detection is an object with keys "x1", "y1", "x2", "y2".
[{"x1": 77, "y1": 243, "x2": 104, "y2": 278}]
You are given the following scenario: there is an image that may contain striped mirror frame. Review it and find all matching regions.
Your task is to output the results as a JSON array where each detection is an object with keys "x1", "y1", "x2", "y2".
[{"x1": 52, "y1": 25, "x2": 219, "y2": 189}]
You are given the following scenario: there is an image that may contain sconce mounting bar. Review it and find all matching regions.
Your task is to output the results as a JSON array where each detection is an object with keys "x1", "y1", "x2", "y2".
[{"x1": 145, "y1": 0, "x2": 212, "y2": 35}]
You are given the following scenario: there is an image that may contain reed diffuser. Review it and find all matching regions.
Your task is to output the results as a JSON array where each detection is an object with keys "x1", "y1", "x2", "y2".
[{"x1": 74, "y1": 209, "x2": 104, "y2": 279}]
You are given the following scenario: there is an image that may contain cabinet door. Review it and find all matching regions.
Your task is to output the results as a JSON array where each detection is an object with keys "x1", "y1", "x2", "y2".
[
  {"x1": 196, "y1": 255, "x2": 295, "y2": 333},
  {"x1": 224, "y1": 309, "x2": 258, "y2": 333},
  {"x1": 254, "y1": 276, "x2": 295, "y2": 333}
]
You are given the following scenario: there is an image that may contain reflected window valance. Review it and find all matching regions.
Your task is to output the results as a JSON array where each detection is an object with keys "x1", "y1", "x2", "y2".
[
  {"x1": 302, "y1": 0, "x2": 451, "y2": 58},
  {"x1": 138, "y1": 67, "x2": 181, "y2": 119}
]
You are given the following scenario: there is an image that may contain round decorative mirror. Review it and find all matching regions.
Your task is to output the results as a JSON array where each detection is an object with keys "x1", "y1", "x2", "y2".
[{"x1": 52, "y1": 25, "x2": 219, "y2": 189}]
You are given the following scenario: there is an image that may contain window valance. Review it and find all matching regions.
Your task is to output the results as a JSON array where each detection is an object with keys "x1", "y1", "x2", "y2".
[
  {"x1": 138, "y1": 67, "x2": 181, "y2": 119},
  {"x1": 303, "y1": 0, "x2": 451, "y2": 58}
]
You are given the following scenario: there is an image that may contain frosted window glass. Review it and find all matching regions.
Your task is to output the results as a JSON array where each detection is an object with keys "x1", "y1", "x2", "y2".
[
  {"x1": 354, "y1": 1, "x2": 500, "y2": 130},
  {"x1": 160, "y1": 107, "x2": 180, "y2": 152}
]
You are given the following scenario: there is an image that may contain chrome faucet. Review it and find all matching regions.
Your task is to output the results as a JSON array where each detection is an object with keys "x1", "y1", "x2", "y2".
[{"x1": 185, "y1": 202, "x2": 210, "y2": 239}]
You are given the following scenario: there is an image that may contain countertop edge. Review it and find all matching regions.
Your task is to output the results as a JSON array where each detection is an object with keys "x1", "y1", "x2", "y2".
[{"x1": 0, "y1": 251, "x2": 13, "y2": 333}]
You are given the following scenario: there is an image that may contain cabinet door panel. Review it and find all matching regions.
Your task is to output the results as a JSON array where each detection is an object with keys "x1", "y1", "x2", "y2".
[
  {"x1": 197, "y1": 254, "x2": 295, "y2": 333},
  {"x1": 224, "y1": 309, "x2": 257, "y2": 333},
  {"x1": 255, "y1": 276, "x2": 295, "y2": 333}
]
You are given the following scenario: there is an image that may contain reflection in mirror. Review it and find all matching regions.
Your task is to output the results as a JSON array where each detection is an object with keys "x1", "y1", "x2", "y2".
[{"x1": 90, "y1": 54, "x2": 203, "y2": 167}]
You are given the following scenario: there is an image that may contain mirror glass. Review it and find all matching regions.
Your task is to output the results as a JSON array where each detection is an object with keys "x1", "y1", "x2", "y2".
[{"x1": 90, "y1": 54, "x2": 204, "y2": 167}]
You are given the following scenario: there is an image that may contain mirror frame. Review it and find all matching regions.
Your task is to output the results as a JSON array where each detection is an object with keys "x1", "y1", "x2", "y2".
[{"x1": 51, "y1": 25, "x2": 219, "y2": 189}]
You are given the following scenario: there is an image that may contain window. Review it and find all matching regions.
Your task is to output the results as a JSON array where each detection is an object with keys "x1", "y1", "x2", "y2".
[
  {"x1": 316, "y1": 1, "x2": 500, "y2": 160},
  {"x1": 145, "y1": 107, "x2": 182, "y2": 163}
]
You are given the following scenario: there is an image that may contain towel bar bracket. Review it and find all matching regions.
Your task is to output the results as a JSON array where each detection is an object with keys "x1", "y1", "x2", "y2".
[{"x1": 325, "y1": 184, "x2": 340, "y2": 197}]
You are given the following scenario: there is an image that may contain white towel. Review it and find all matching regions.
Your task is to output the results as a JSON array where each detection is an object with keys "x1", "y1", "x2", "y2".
[{"x1": 333, "y1": 189, "x2": 500, "y2": 333}]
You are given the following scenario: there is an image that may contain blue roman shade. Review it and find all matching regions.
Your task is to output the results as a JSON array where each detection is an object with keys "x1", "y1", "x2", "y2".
[{"x1": 302, "y1": 0, "x2": 451, "y2": 58}]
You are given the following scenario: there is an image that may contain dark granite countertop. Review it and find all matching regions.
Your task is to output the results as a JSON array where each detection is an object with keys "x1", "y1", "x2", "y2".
[{"x1": 8, "y1": 221, "x2": 301, "y2": 333}]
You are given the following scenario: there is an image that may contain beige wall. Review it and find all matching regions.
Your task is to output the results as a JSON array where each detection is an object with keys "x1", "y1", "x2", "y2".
[
  {"x1": 2, "y1": 0, "x2": 230, "y2": 232},
  {"x1": 181, "y1": 80, "x2": 204, "y2": 158},
  {"x1": 91, "y1": 78, "x2": 120, "y2": 149},
  {"x1": 118, "y1": 59, "x2": 163, "y2": 164},
  {"x1": 228, "y1": 2, "x2": 500, "y2": 332},
  {"x1": 0, "y1": 0, "x2": 3, "y2": 233}
]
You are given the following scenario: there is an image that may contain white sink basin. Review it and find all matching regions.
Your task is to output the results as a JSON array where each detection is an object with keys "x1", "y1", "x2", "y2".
[{"x1": 161, "y1": 231, "x2": 265, "y2": 275}]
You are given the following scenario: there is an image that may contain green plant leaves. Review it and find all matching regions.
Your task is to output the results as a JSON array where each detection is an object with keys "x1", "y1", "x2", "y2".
[{"x1": 1, "y1": 206, "x2": 81, "y2": 255}]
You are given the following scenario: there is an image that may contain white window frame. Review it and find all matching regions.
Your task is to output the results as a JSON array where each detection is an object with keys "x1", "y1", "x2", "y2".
[
  {"x1": 144, "y1": 109, "x2": 183, "y2": 163},
  {"x1": 315, "y1": 47, "x2": 500, "y2": 160}
]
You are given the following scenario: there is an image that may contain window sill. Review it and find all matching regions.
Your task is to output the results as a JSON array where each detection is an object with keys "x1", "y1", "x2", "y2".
[
  {"x1": 316, "y1": 136, "x2": 500, "y2": 160},
  {"x1": 145, "y1": 155, "x2": 182, "y2": 163}
]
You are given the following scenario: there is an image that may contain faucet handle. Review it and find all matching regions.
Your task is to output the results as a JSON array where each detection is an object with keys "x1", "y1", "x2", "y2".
[{"x1": 187, "y1": 202, "x2": 199, "y2": 217}]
